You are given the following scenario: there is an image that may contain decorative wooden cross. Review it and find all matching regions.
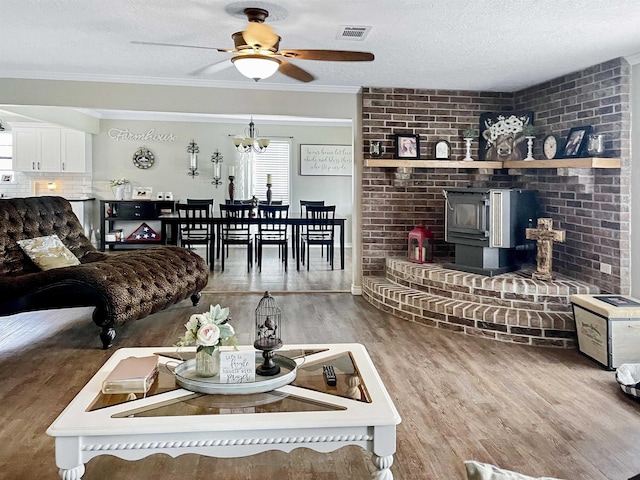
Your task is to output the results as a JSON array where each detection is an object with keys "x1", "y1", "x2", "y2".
[{"x1": 526, "y1": 218, "x2": 566, "y2": 281}]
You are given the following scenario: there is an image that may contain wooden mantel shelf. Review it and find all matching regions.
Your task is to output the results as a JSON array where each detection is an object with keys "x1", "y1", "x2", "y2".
[
  {"x1": 365, "y1": 157, "x2": 621, "y2": 170},
  {"x1": 364, "y1": 159, "x2": 503, "y2": 169},
  {"x1": 503, "y1": 157, "x2": 621, "y2": 169}
]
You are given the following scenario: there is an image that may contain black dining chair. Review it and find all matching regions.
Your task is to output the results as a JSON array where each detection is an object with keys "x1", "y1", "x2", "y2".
[
  {"x1": 187, "y1": 198, "x2": 214, "y2": 209},
  {"x1": 256, "y1": 204, "x2": 289, "y2": 272},
  {"x1": 176, "y1": 203, "x2": 213, "y2": 265},
  {"x1": 297, "y1": 200, "x2": 325, "y2": 259},
  {"x1": 301, "y1": 204, "x2": 336, "y2": 270},
  {"x1": 219, "y1": 203, "x2": 254, "y2": 272}
]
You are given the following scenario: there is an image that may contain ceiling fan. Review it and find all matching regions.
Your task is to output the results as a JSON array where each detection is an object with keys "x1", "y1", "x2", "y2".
[{"x1": 132, "y1": 7, "x2": 374, "y2": 83}]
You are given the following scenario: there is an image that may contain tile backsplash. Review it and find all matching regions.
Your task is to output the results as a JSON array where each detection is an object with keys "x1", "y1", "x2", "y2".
[{"x1": 1, "y1": 171, "x2": 93, "y2": 198}]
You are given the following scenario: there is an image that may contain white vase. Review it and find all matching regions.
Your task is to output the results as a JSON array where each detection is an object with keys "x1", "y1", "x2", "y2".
[
  {"x1": 113, "y1": 186, "x2": 125, "y2": 200},
  {"x1": 195, "y1": 348, "x2": 220, "y2": 377}
]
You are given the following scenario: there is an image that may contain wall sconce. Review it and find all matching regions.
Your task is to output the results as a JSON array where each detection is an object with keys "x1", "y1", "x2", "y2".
[
  {"x1": 187, "y1": 139, "x2": 199, "y2": 178},
  {"x1": 47, "y1": 182, "x2": 56, "y2": 192},
  {"x1": 210, "y1": 150, "x2": 223, "y2": 187}
]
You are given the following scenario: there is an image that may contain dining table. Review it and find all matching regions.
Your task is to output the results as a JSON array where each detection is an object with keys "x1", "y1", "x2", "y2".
[{"x1": 159, "y1": 212, "x2": 346, "y2": 271}]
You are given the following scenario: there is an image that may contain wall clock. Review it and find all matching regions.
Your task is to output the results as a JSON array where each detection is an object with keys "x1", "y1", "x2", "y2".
[
  {"x1": 542, "y1": 134, "x2": 564, "y2": 160},
  {"x1": 133, "y1": 147, "x2": 155, "y2": 169}
]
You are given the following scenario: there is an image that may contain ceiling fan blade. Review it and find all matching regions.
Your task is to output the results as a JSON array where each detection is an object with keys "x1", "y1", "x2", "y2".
[
  {"x1": 188, "y1": 59, "x2": 234, "y2": 76},
  {"x1": 243, "y1": 22, "x2": 280, "y2": 49},
  {"x1": 278, "y1": 59, "x2": 314, "y2": 83},
  {"x1": 131, "y1": 40, "x2": 231, "y2": 53},
  {"x1": 279, "y1": 50, "x2": 374, "y2": 62}
]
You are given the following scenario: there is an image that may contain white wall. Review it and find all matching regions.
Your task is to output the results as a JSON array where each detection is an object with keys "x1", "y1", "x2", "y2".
[{"x1": 631, "y1": 62, "x2": 640, "y2": 297}]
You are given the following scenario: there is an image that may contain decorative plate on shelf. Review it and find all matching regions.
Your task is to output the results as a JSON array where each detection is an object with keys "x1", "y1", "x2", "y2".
[{"x1": 133, "y1": 147, "x2": 155, "y2": 169}]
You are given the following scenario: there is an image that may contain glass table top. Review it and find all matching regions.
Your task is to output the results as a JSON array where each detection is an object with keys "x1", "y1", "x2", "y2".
[{"x1": 88, "y1": 348, "x2": 371, "y2": 417}]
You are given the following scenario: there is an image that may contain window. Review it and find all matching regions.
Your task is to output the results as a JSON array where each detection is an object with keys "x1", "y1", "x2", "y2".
[
  {"x1": 0, "y1": 132, "x2": 12, "y2": 170},
  {"x1": 251, "y1": 139, "x2": 290, "y2": 204}
]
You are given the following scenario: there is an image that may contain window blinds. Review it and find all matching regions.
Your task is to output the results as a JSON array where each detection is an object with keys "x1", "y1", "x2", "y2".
[{"x1": 252, "y1": 140, "x2": 290, "y2": 204}]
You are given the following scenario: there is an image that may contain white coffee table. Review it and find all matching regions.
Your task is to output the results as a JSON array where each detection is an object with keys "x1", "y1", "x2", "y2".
[{"x1": 47, "y1": 344, "x2": 401, "y2": 479}]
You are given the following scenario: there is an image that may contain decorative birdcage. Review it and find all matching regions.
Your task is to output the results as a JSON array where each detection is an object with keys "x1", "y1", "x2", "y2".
[{"x1": 254, "y1": 291, "x2": 283, "y2": 376}]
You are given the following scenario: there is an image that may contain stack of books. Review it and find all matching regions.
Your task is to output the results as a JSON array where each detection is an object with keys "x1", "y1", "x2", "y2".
[{"x1": 102, "y1": 355, "x2": 159, "y2": 394}]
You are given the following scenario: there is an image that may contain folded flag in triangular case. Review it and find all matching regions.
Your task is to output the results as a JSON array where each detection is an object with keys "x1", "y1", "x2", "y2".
[{"x1": 126, "y1": 223, "x2": 160, "y2": 242}]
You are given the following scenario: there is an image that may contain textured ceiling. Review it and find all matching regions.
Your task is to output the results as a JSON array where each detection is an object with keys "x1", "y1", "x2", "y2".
[{"x1": 1, "y1": 0, "x2": 640, "y2": 93}]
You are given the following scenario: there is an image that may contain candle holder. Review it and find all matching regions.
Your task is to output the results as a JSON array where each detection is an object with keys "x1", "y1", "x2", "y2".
[
  {"x1": 211, "y1": 150, "x2": 223, "y2": 187},
  {"x1": 187, "y1": 140, "x2": 199, "y2": 178},
  {"x1": 524, "y1": 136, "x2": 536, "y2": 161},
  {"x1": 463, "y1": 138, "x2": 473, "y2": 161},
  {"x1": 266, "y1": 183, "x2": 272, "y2": 205},
  {"x1": 228, "y1": 176, "x2": 235, "y2": 202}
]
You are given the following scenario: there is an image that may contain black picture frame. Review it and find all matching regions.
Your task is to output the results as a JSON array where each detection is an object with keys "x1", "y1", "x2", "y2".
[
  {"x1": 433, "y1": 140, "x2": 451, "y2": 160},
  {"x1": 395, "y1": 134, "x2": 420, "y2": 159},
  {"x1": 561, "y1": 126, "x2": 592, "y2": 158}
]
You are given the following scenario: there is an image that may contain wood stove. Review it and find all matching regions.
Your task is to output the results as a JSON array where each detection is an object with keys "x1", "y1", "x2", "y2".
[{"x1": 443, "y1": 188, "x2": 538, "y2": 276}]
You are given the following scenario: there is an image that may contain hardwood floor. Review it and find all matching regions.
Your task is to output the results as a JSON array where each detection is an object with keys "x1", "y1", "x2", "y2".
[
  {"x1": 203, "y1": 244, "x2": 353, "y2": 293},
  {"x1": 1, "y1": 247, "x2": 639, "y2": 479}
]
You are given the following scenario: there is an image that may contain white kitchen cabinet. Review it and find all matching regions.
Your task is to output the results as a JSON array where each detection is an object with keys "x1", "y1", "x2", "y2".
[
  {"x1": 12, "y1": 125, "x2": 91, "y2": 173},
  {"x1": 61, "y1": 129, "x2": 92, "y2": 173}
]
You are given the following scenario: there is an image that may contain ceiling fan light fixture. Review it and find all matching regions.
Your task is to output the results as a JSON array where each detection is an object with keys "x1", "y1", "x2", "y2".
[{"x1": 231, "y1": 54, "x2": 280, "y2": 81}]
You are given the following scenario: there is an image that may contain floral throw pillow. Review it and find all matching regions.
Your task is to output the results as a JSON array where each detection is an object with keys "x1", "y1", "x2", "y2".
[
  {"x1": 17, "y1": 234, "x2": 80, "y2": 271},
  {"x1": 464, "y1": 461, "x2": 565, "y2": 480}
]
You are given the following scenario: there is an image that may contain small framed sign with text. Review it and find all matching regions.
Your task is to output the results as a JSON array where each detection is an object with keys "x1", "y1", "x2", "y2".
[
  {"x1": 219, "y1": 350, "x2": 256, "y2": 384},
  {"x1": 300, "y1": 144, "x2": 352, "y2": 176}
]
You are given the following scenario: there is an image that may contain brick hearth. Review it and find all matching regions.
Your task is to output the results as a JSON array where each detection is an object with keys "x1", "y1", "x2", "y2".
[{"x1": 362, "y1": 258, "x2": 600, "y2": 348}]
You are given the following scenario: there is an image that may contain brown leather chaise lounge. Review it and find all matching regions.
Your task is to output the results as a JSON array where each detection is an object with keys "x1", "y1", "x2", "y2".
[{"x1": 0, "y1": 196, "x2": 209, "y2": 349}]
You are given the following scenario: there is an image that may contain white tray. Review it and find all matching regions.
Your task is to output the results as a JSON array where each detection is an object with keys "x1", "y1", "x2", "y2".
[{"x1": 173, "y1": 354, "x2": 297, "y2": 395}]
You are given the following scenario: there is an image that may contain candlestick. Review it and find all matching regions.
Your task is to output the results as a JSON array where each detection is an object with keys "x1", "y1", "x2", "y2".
[
  {"x1": 228, "y1": 176, "x2": 235, "y2": 202},
  {"x1": 266, "y1": 183, "x2": 272, "y2": 205}
]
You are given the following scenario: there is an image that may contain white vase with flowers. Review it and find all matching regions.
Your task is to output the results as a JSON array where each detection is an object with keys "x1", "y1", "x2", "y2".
[{"x1": 110, "y1": 178, "x2": 130, "y2": 200}]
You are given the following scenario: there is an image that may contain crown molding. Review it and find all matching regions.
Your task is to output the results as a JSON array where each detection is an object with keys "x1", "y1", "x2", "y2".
[
  {"x1": 626, "y1": 52, "x2": 640, "y2": 65},
  {"x1": 73, "y1": 108, "x2": 352, "y2": 126},
  {"x1": 0, "y1": 71, "x2": 362, "y2": 95}
]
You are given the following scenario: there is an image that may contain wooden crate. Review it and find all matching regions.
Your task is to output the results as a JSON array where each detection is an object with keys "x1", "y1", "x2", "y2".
[{"x1": 571, "y1": 295, "x2": 640, "y2": 370}]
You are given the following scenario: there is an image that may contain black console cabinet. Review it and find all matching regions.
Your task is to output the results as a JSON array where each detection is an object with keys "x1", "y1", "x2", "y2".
[{"x1": 99, "y1": 200, "x2": 176, "y2": 251}]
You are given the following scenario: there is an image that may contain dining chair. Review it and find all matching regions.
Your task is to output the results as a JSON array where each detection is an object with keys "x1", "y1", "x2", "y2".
[
  {"x1": 256, "y1": 204, "x2": 289, "y2": 272},
  {"x1": 297, "y1": 200, "x2": 325, "y2": 260},
  {"x1": 219, "y1": 203, "x2": 254, "y2": 272},
  {"x1": 301, "y1": 204, "x2": 336, "y2": 270},
  {"x1": 187, "y1": 198, "x2": 214, "y2": 209},
  {"x1": 176, "y1": 203, "x2": 213, "y2": 265}
]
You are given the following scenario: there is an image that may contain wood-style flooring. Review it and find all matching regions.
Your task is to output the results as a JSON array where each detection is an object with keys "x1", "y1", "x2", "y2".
[{"x1": 0, "y1": 247, "x2": 639, "y2": 479}]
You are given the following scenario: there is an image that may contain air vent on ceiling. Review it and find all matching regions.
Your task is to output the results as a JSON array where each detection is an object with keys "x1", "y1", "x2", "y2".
[{"x1": 336, "y1": 25, "x2": 371, "y2": 41}]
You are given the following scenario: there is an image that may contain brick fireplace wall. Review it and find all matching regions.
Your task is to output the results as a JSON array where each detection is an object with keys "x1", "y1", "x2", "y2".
[{"x1": 361, "y1": 57, "x2": 630, "y2": 294}]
